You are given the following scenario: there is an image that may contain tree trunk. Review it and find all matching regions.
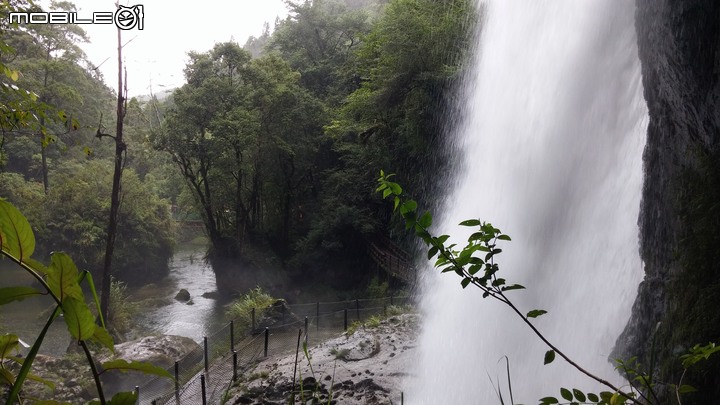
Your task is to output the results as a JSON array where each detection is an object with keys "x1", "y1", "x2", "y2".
[{"x1": 100, "y1": 21, "x2": 126, "y2": 325}]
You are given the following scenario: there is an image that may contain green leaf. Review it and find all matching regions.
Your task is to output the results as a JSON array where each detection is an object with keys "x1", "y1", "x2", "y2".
[
  {"x1": 393, "y1": 196, "x2": 400, "y2": 211},
  {"x1": 573, "y1": 389, "x2": 586, "y2": 402},
  {"x1": 560, "y1": 388, "x2": 573, "y2": 401},
  {"x1": 0, "y1": 367, "x2": 15, "y2": 385},
  {"x1": 417, "y1": 211, "x2": 432, "y2": 229},
  {"x1": 7, "y1": 306, "x2": 61, "y2": 403},
  {"x1": 62, "y1": 297, "x2": 96, "y2": 341},
  {"x1": 106, "y1": 391, "x2": 139, "y2": 405},
  {"x1": 25, "y1": 372, "x2": 56, "y2": 390},
  {"x1": 404, "y1": 213, "x2": 417, "y2": 229},
  {"x1": 0, "y1": 286, "x2": 42, "y2": 305},
  {"x1": 459, "y1": 219, "x2": 481, "y2": 227},
  {"x1": 92, "y1": 325, "x2": 114, "y2": 352},
  {"x1": 47, "y1": 252, "x2": 84, "y2": 302},
  {"x1": 678, "y1": 384, "x2": 697, "y2": 394},
  {"x1": 88, "y1": 391, "x2": 139, "y2": 405},
  {"x1": 427, "y1": 246, "x2": 439, "y2": 260},
  {"x1": 497, "y1": 234, "x2": 511, "y2": 241},
  {"x1": 491, "y1": 278, "x2": 506, "y2": 287},
  {"x1": 23, "y1": 258, "x2": 47, "y2": 275},
  {"x1": 388, "y1": 182, "x2": 402, "y2": 195},
  {"x1": 539, "y1": 397, "x2": 559, "y2": 404},
  {"x1": 544, "y1": 350, "x2": 556, "y2": 365},
  {"x1": 527, "y1": 309, "x2": 548, "y2": 319},
  {"x1": 382, "y1": 188, "x2": 392, "y2": 199},
  {"x1": 101, "y1": 359, "x2": 174, "y2": 379},
  {"x1": 461, "y1": 278, "x2": 471, "y2": 289},
  {"x1": 586, "y1": 392, "x2": 599, "y2": 402},
  {"x1": 435, "y1": 235, "x2": 450, "y2": 245},
  {"x1": 501, "y1": 284, "x2": 525, "y2": 292},
  {"x1": 399, "y1": 200, "x2": 417, "y2": 215},
  {"x1": 81, "y1": 271, "x2": 105, "y2": 329},
  {"x1": 0, "y1": 334, "x2": 19, "y2": 359},
  {"x1": 0, "y1": 199, "x2": 35, "y2": 262}
]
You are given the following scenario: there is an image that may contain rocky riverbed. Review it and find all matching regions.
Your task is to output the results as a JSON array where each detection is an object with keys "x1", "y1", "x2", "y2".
[
  {"x1": 224, "y1": 313, "x2": 419, "y2": 405},
  {"x1": 18, "y1": 335, "x2": 200, "y2": 403}
]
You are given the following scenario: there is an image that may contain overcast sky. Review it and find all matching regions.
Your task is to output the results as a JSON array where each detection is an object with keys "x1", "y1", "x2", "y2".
[{"x1": 58, "y1": 0, "x2": 290, "y2": 96}]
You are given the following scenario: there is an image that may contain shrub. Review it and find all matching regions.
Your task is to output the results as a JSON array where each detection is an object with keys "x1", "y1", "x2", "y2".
[{"x1": 226, "y1": 287, "x2": 277, "y2": 332}]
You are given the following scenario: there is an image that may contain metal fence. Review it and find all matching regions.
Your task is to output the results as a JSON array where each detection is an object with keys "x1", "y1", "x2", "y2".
[{"x1": 130, "y1": 295, "x2": 414, "y2": 405}]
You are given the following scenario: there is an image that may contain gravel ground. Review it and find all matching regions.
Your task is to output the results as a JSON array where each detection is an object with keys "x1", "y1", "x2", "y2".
[{"x1": 224, "y1": 313, "x2": 419, "y2": 405}]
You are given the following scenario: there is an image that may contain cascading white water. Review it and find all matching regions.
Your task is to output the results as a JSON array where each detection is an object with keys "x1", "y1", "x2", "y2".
[{"x1": 406, "y1": 1, "x2": 648, "y2": 403}]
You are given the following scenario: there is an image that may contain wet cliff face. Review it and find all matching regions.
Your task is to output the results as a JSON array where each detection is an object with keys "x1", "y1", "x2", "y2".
[{"x1": 614, "y1": 0, "x2": 720, "y2": 402}]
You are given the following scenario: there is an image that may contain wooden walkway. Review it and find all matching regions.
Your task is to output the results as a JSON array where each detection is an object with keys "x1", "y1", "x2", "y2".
[{"x1": 367, "y1": 235, "x2": 415, "y2": 282}]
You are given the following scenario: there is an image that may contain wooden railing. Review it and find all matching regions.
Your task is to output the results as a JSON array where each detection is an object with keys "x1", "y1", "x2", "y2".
[{"x1": 367, "y1": 235, "x2": 415, "y2": 282}]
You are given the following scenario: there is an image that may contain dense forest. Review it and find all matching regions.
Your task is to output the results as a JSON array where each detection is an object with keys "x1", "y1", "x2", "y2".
[{"x1": 0, "y1": 0, "x2": 478, "y2": 293}]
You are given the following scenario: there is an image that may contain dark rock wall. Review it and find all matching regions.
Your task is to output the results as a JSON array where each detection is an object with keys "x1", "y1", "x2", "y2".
[{"x1": 615, "y1": 0, "x2": 720, "y2": 402}]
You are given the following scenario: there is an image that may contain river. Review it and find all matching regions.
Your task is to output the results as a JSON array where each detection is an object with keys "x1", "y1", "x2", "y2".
[{"x1": 0, "y1": 243, "x2": 231, "y2": 357}]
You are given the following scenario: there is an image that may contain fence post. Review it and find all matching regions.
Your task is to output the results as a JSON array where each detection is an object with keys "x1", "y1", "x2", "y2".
[
  {"x1": 316, "y1": 302, "x2": 320, "y2": 331},
  {"x1": 251, "y1": 307, "x2": 256, "y2": 332},
  {"x1": 134, "y1": 386, "x2": 139, "y2": 405},
  {"x1": 390, "y1": 293, "x2": 394, "y2": 306},
  {"x1": 233, "y1": 350, "x2": 238, "y2": 382},
  {"x1": 203, "y1": 336, "x2": 209, "y2": 373},
  {"x1": 384, "y1": 304, "x2": 387, "y2": 317},
  {"x1": 304, "y1": 316, "x2": 309, "y2": 345},
  {"x1": 264, "y1": 327, "x2": 269, "y2": 357},
  {"x1": 230, "y1": 320, "x2": 235, "y2": 352},
  {"x1": 174, "y1": 361, "x2": 179, "y2": 403},
  {"x1": 201, "y1": 374, "x2": 207, "y2": 405},
  {"x1": 356, "y1": 299, "x2": 360, "y2": 321},
  {"x1": 291, "y1": 329, "x2": 302, "y2": 402},
  {"x1": 343, "y1": 309, "x2": 348, "y2": 331},
  {"x1": 402, "y1": 391, "x2": 404, "y2": 405}
]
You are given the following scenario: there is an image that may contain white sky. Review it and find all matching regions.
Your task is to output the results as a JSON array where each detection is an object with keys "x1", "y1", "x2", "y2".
[{"x1": 61, "y1": 0, "x2": 290, "y2": 96}]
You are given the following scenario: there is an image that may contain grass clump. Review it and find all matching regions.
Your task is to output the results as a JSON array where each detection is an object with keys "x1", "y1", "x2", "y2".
[
  {"x1": 226, "y1": 287, "x2": 277, "y2": 331},
  {"x1": 365, "y1": 315, "x2": 382, "y2": 328},
  {"x1": 386, "y1": 304, "x2": 413, "y2": 316},
  {"x1": 108, "y1": 278, "x2": 138, "y2": 339}
]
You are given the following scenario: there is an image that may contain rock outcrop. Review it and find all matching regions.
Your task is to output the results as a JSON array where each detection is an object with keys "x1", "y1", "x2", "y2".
[
  {"x1": 98, "y1": 335, "x2": 202, "y2": 397},
  {"x1": 614, "y1": 1, "x2": 720, "y2": 402}
]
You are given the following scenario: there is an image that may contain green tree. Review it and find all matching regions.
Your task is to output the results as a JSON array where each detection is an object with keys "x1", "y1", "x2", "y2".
[
  {"x1": 298, "y1": 0, "x2": 478, "y2": 275},
  {"x1": 268, "y1": 0, "x2": 376, "y2": 102},
  {"x1": 154, "y1": 42, "x2": 324, "y2": 260},
  {"x1": 0, "y1": 160, "x2": 175, "y2": 287},
  {"x1": 3, "y1": 0, "x2": 100, "y2": 192}
]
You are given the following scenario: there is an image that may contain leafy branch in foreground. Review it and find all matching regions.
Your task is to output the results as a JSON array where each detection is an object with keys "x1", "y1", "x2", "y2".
[
  {"x1": 0, "y1": 199, "x2": 172, "y2": 405},
  {"x1": 376, "y1": 171, "x2": 643, "y2": 405}
]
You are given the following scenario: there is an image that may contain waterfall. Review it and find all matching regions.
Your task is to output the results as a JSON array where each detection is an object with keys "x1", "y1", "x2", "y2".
[{"x1": 405, "y1": 1, "x2": 648, "y2": 403}]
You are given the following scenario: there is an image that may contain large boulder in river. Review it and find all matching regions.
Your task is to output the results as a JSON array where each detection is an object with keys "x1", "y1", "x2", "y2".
[
  {"x1": 174, "y1": 288, "x2": 191, "y2": 301},
  {"x1": 99, "y1": 335, "x2": 201, "y2": 397}
]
